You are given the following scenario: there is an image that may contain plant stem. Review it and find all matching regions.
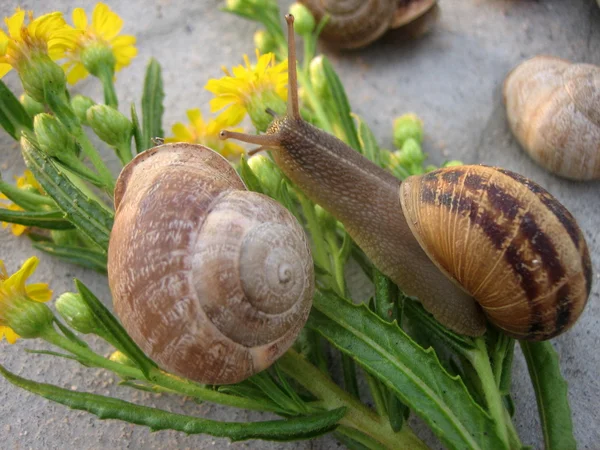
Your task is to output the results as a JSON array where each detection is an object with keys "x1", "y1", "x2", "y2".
[
  {"x1": 297, "y1": 192, "x2": 330, "y2": 271},
  {"x1": 279, "y1": 349, "x2": 427, "y2": 450},
  {"x1": 73, "y1": 129, "x2": 116, "y2": 194},
  {"x1": 468, "y1": 338, "x2": 516, "y2": 449},
  {"x1": 96, "y1": 66, "x2": 119, "y2": 109},
  {"x1": 40, "y1": 327, "x2": 284, "y2": 414}
]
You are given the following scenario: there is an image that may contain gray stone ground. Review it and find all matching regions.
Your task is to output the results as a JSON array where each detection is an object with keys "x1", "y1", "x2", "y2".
[{"x1": 0, "y1": 0, "x2": 599, "y2": 449}]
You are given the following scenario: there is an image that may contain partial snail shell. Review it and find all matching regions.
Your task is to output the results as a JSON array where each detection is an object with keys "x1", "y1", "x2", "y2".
[
  {"x1": 107, "y1": 144, "x2": 314, "y2": 384},
  {"x1": 300, "y1": 0, "x2": 437, "y2": 49},
  {"x1": 400, "y1": 165, "x2": 592, "y2": 340},
  {"x1": 503, "y1": 56, "x2": 600, "y2": 180}
]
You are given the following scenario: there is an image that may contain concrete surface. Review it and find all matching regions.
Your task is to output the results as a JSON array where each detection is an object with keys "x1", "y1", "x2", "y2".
[{"x1": 1, "y1": 0, "x2": 599, "y2": 449}]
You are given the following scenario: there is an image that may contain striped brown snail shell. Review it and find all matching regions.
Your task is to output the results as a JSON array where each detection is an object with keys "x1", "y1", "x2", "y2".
[
  {"x1": 107, "y1": 143, "x2": 314, "y2": 384},
  {"x1": 503, "y1": 56, "x2": 600, "y2": 181},
  {"x1": 299, "y1": 0, "x2": 438, "y2": 49},
  {"x1": 400, "y1": 165, "x2": 592, "y2": 340},
  {"x1": 221, "y1": 15, "x2": 593, "y2": 341}
]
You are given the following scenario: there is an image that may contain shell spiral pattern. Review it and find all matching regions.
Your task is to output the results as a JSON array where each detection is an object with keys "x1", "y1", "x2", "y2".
[
  {"x1": 108, "y1": 144, "x2": 314, "y2": 384},
  {"x1": 400, "y1": 165, "x2": 592, "y2": 340}
]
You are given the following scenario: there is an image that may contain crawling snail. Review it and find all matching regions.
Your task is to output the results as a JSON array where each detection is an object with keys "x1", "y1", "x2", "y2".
[
  {"x1": 503, "y1": 56, "x2": 600, "y2": 181},
  {"x1": 221, "y1": 15, "x2": 592, "y2": 340},
  {"x1": 107, "y1": 144, "x2": 314, "y2": 384},
  {"x1": 299, "y1": 0, "x2": 438, "y2": 49}
]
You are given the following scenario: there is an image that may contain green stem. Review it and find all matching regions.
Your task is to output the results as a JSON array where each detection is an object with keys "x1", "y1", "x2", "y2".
[
  {"x1": 96, "y1": 66, "x2": 119, "y2": 109},
  {"x1": 40, "y1": 327, "x2": 283, "y2": 414},
  {"x1": 468, "y1": 338, "x2": 514, "y2": 449},
  {"x1": 279, "y1": 350, "x2": 427, "y2": 450},
  {"x1": 73, "y1": 129, "x2": 115, "y2": 194},
  {"x1": 364, "y1": 372, "x2": 388, "y2": 417},
  {"x1": 297, "y1": 192, "x2": 330, "y2": 271},
  {"x1": 60, "y1": 166, "x2": 112, "y2": 213},
  {"x1": 115, "y1": 142, "x2": 134, "y2": 165},
  {"x1": 325, "y1": 230, "x2": 346, "y2": 298},
  {"x1": 297, "y1": 70, "x2": 334, "y2": 133}
]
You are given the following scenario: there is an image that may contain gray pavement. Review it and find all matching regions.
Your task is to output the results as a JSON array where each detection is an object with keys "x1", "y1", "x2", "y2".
[{"x1": 1, "y1": 1, "x2": 599, "y2": 449}]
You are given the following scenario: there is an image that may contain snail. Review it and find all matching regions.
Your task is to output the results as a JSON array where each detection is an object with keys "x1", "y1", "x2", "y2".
[
  {"x1": 503, "y1": 56, "x2": 600, "y2": 181},
  {"x1": 299, "y1": 0, "x2": 438, "y2": 49},
  {"x1": 107, "y1": 143, "x2": 315, "y2": 384},
  {"x1": 220, "y1": 15, "x2": 592, "y2": 340}
]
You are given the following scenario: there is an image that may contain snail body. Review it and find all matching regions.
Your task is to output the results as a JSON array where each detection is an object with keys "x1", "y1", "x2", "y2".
[
  {"x1": 221, "y1": 16, "x2": 592, "y2": 340},
  {"x1": 107, "y1": 144, "x2": 314, "y2": 384},
  {"x1": 300, "y1": 0, "x2": 437, "y2": 49},
  {"x1": 503, "y1": 56, "x2": 600, "y2": 181}
]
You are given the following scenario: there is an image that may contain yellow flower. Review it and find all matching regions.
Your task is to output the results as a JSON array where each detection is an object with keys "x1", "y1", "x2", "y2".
[
  {"x1": 205, "y1": 50, "x2": 288, "y2": 130},
  {"x1": 165, "y1": 109, "x2": 245, "y2": 160},
  {"x1": 0, "y1": 170, "x2": 45, "y2": 236},
  {"x1": 64, "y1": 3, "x2": 137, "y2": 84},
  {"x1": 0, "y1": 9, "x2": 79, "y2": 78},
  {"x1": 0, "y1": 257, "x2": 53, "y2": 344}
]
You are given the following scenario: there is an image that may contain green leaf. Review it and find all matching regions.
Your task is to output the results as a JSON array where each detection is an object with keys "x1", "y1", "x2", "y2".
[
  {"x1": 320, "y1": 56, "x2": 360, "y2": 151},
  {"x1": 0, "y1": 178, "x2": 55, "y2": 211},
  {"x1": 239, "y1": 155, "x2": 264, "y2": 193},
  {"x1": 520, "y1": 341, "x2": 576, "y2": 450},
  {"x1": 75, "y1": 279, "x2": 157, "y2": 377},
  {"x1": 308, "y1": 290, "x2": 506, "y2": 450},
  {"x1": 0, "y1": 364, "x2": 346, "y2": 442},
  {"x1": 141, "y1": 58, "x2": 164, "y2": 150},
  {"x1": 20, "y1": 136, "x2": 114, "y2": 252},
  {"x1": 0, "y1": 208, "x2": 74, "y2": 230},
  {"x1": 354, "y1": 114, "x2": 380, "y2": 165},
  {"x1": 0, "y1": 80, "x2": 33, "y2": 140},
  {"x1": 130, "y1": 103, "x2": 144, "y2": 154},
  {"x1": 32, "y1": 242, "x2": 107, "y2": 273}
]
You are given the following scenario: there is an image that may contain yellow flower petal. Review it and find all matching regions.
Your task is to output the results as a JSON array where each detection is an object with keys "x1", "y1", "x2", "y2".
[
  {"x1": 65, "y1": 61, "x2": 89, "y2": 84},
  {"x1": 0, "y1": 63, "x2": 11, "y2": 78},
  {"x1": 6, "y1": 9, "x2": 25, "y2": 40},
  {"x1": 25, "y1": 282, "x2": 52, "y2": 302},
  {"x1": 170, "y1": 123, "x2": 194, "y2": 142},
  {"x1": 92, "y1": 3, "x2": 123, "y2": 40},
  {"x1": 5, "y1": 257, "x2": 39, "y2": 296},
  {"x1": 72, "y1": 8, "x2": 88, "y2": 30},
  {"x1": 0, "y1": 326, "x2": 19, "y2": 344}
]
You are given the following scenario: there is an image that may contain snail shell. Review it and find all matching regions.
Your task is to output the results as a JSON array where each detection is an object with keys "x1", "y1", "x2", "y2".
[
  {"x1": 503, "y1": 56, "x2": 600, "y2": 180},
  {"x1": 107, "y1": 144, "x2": 314, "y2": 384},
  {"x1": 400, "y1": 165, "x2": 592, "y2": 340},
  {"x1": 300, "y1": 0, "x2": 437, "y2": 49}
]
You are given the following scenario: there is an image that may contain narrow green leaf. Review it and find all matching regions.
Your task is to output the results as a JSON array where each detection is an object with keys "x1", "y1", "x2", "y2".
[
  {"x1": 353, "y1": 114, "x2": 380, "y2": 165},
  {"x1": 239, "y1": 155, "x2": 264, "y2": 193},
  {"x1": 0, "y1": 80, "x2": 33, "y2": 140},
  {"x1": 309, "y1": 290, "x2": 505, "y2": 450},
  {"x1": 0, "y1": 208, "x2": 73, "y2": 230},
  {"x1": 75, "y1": 279, "x2": 157, "y2": 377},
  {"x1": 320, "y1": 56, "x2": 360, "y2": 151},
  {"x1": 130, "y1": 103, "x2": 144, "y2": 154},
  {"x1": 141, "y1": 58, "x2": 164, "y2": 149},
  {"x1": 32, "y1": 242, "x2": 107, "y2": 273},
  {"x1": 0, "y1": 364, "x2": 346, "y2": 442},
  {"x1": 0, "y1": 177, "x2": 56, "y2": 211},
  {"x1": 20, "y1": 136, "x2": 114, "y2": 252},
  {"x1": 520, "y1": 341, "x2": 576, "y2": 450}
]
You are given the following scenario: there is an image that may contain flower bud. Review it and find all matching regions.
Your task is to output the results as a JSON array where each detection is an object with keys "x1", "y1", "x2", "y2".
[
  {"x1": 393, "y1": 113, "x2": 423, "y2": 149},
  {"x1": 55, "y1": 292, "x2": 99, "y2": 335},
  {"x1": 289, "y1": 3, "x2": 316, "y2": 35},
  {"x1": 248, "y1": 154, "x2": 282, "y2": 195},
  {"x1": 109, "y1": 350, "x2": 135, "y2": 367},
  {"x1": 246, "y1": 90, "x2": 286, "y2": 132},
  {"x1": 18, "y1": 52, "x2": 66, "y2": 104},
  {"x1": 71, "y1": 95, "x2": 96, "y2": 125},
  {"x1": 34, "y1": 113, "x2": 80, "y2": 167},
  {"x1": 87, "y1": 105, "x2": 132, "y2": 147},
  {"x1": 19, "y1": 94, "x2": 45, "y2": 118},
  {"x1": 2, "y1": 298, "x2": 54, "y2": 339},
  {"x1": 443, "y1": 160, "x2": 464, "y2": 167},
  {"x1": 309, "y1": 56, "x2": 329, "y2": 100},
  {"x1": 400, "y1": 138, "x2": 425, "y2": 164},
  {"x1": 80, "y1": 42, "x2": 116, "y2": 77},
  {"x1": 254, "y1": 30, "x2": 277, "y2": 55}
]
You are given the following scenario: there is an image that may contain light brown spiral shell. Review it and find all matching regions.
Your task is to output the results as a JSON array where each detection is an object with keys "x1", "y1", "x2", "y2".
[
  {"x1": 503, "y1": 56, "x2": 600, "y2": 180},
  {"x1": 108, "y1": 144, "x2": 314, "y2": 384},
  {"x1": 300, "y1": 0, "x2": 437, "y2": 49},
  {"x1": 400, "y1": 165, "x2": 592, "y2": 340}
]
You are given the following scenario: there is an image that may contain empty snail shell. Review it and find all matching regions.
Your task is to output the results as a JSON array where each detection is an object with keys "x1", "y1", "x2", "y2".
[
  {"x1": 300, "y1": 0, "x2": 438, "y2": 49},
  {"x1": 107, "y1": 143, "x2": 314, "y2": 384},
  {"x1": 503, "y1": 55, "x2": 600, "y2": 181},
  {"x1": 221, "y1": 16, "x2": 593, "y2": 340}
]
